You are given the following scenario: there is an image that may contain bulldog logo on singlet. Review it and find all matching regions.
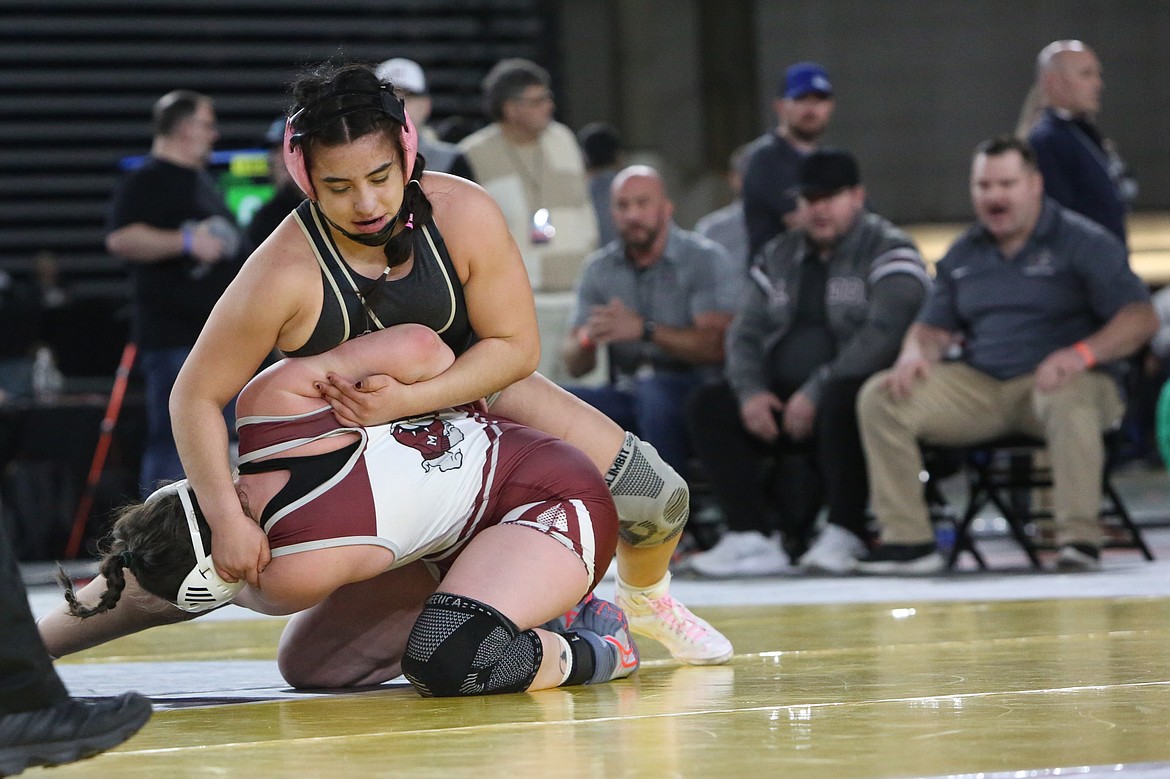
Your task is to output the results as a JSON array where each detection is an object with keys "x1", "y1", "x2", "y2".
[{"x1": 391, "y1": 418, "x2": 465, "y2": 472}]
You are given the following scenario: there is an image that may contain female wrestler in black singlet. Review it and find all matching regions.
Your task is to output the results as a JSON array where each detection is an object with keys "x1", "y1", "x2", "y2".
[{"x1": 167, "y1": 61, "x2": 731, "y2": 665}]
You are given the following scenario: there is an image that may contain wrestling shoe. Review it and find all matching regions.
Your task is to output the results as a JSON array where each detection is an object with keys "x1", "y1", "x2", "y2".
[
  {"x1": 539, "y1": 591, "x2": 593, "y2": 634},
  {"x1": 565, "y1": 593, "x2": 640, "y2": 684},
  {"x1": 616, "y1": 575, "x2": 734, "y2": 665},
  {"x1": 0, "y1": 692, "x2": 152, "y2": 777}
]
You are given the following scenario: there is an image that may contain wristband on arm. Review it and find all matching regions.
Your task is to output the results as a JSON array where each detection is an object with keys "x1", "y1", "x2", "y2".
[
  {"x1": 181, "y1": 228, "x2": 194, "y2": 255},
  {"x1": 1073, "y1": 341, "x2": 1097, "y2": 369}
]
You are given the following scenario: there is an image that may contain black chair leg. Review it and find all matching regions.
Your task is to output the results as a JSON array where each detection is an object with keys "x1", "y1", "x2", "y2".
[
  {"x1": 986, "y1": 492, "x2": 1043, "y2": 569},
  {"x1": 949, "y1": 481, "x2": 989, "y2": 570},
  {"x1": 1104, "y1": 481, "x2": 1156, "y2": 561}
]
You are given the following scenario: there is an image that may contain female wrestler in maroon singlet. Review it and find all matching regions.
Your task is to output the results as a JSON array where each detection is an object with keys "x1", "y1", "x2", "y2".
[{"x1": 41, "y1": 326, "x2": 635, "y2": 696}]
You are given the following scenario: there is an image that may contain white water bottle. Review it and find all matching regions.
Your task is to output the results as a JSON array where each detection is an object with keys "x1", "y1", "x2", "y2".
[{"x1": 31, "y1": 346, "x2": 64, "y2": 402}]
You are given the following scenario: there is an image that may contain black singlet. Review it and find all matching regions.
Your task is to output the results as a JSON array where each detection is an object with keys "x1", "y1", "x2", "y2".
[{"x1": 285, "y1": 200, "x2": 476, "y2": 357}]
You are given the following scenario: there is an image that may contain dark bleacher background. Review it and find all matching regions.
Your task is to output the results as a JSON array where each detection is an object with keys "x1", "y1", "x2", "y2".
[
  {"x1": 0, "y1": 0, "x2": 557, "y2": 383},
  {"x1": 7, "y1": 0, "x2": 1170, "y2": 559}
]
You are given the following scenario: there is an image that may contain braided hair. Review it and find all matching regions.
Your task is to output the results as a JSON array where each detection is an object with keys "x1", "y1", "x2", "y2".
[
  {"x1": 59, "y1": 491, "x2": 196, "y2": 619},
  {"x1": 289, "y1": 61, "x2": 434, "y2": 293}
]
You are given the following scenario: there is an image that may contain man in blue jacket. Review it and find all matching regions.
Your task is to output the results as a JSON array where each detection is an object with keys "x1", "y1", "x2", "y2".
[{"x1": 1026, "y1": 40, "x2": 1135, "y2": 244}]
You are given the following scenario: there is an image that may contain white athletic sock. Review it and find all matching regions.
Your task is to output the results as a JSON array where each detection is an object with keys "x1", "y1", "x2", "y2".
[{"x1": 616, "y1": 570, "x2": 671, "y2": 600}]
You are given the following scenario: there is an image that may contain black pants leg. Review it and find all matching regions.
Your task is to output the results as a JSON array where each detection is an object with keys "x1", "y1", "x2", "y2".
[
  {"x1": 815, "y1": 377, "x2": 871, "y2": 542},
  {"x1": 768, "y1": 446, "x2": 823, "y2": 560},
  {"x1": 0, "y1": 522, "x2": 68, "y2": 715},
  {"x1": 686, "y1": 381, "x2": 777, "y2": 535}
]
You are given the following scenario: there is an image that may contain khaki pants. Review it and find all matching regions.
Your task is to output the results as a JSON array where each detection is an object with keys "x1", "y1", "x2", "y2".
[{"x1": 857, "y1": 362, "x2": 1125, "y2": 547}]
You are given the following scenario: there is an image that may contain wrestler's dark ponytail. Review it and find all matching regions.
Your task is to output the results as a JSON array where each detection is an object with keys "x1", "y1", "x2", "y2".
[
  {"x1": 59, "y1": 494, "x2": 193, "y2": 619},
  {"x1": 378, "y1": 151, "x2": 433, "y2": 271},
  {"x1": 59, "y1": 547, "x2": 129, "y2": 619}
]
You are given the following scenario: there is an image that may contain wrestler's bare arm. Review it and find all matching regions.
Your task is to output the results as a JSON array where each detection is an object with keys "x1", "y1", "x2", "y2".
[
  {"x1": 38, "y1": 572, "x2": 330, "y2": 657},
  {"x1": 39, "y1": 545, "x2": 393, "y2": 657},
  {"x1": 172, "y1": 229, "x2": 321, "y2": 588},
  {"x1": 38, "y1": 572, "x2": 197, "y2": 658}
]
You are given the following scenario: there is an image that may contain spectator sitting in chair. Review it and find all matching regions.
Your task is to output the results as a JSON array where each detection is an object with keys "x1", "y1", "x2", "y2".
[
  {"x1": 684, "y1": 148, "x2": 929, "y2": 577},
  {"x1": 561, "y1": 165, "x2": 740, "y2": 480},
  {"x1": 855, "y1": 135, "x2": 1156, "y2": 575}
]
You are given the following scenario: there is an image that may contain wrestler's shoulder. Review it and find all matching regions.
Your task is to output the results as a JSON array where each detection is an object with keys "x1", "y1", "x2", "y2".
[{"x1": 420, "y1": 171, "x2": 495, "y2": 213}]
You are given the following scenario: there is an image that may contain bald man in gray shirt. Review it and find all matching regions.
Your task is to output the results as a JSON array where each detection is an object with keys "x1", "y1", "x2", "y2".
[{"x1": 563, "y1": 165, "x2": 740, "y2": 478}]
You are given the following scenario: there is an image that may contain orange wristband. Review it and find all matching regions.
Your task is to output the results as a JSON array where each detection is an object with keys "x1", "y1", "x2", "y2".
[
  {"x1": 1073, "y1": 341, "x2": 1097, "y2": 369},
  {"x1": 578, "y1": 331, "x2": 595, "y2": 350}
]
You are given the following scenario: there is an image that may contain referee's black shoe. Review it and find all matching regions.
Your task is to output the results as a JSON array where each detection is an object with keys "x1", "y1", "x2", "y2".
[{"x1": 0, "y1": 692, "x2": 152, "y2": 776}]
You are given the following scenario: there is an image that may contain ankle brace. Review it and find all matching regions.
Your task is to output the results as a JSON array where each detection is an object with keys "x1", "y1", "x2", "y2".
[{"x1": 560, "y1": 631, "x2": 597, "y2": 687}]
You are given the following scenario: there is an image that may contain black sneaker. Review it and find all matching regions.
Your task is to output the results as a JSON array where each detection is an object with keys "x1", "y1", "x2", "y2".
[
  {"x1": 1055, "y1": 543, "x2": 1101, "y2": 572},
  {"x1": 854, "y1": 543, "x2": 944, "y2": 575},
  {"x1": 0, "y1": 692, "x2": 152, "y2": 776}
]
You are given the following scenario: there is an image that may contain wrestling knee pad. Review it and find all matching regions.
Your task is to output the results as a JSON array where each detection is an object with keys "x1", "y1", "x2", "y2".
[
  {"x1": 402, "y1": 593, "x2": 542, "y2": 697},
  {"x1": 605, "y1": 432, "x2": 689, "y2": 547}
]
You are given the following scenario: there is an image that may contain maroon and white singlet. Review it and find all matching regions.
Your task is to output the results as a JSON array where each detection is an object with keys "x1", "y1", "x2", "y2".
[{"x1": 236, "y1": 406, "x2": 617, "y2": 587}]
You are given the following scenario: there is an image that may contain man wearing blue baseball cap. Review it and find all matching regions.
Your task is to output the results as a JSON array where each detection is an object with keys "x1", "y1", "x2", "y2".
[{"x1": 741, "y1": 61, "x2": 835, "y2": 258}]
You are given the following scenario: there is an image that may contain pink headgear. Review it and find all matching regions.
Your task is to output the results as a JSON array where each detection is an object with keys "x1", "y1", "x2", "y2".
[{"x1": 283, "y1": 86, "x2": 418, "y2": 200}]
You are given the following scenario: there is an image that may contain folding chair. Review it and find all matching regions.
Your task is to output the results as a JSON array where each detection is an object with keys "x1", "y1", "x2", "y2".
[
  {"x1": 921, "y1": 446, "x2": 987, "y2": 568},
  {"x1": 943, "y1": 431, "x2": 1155, "y2": 569}
]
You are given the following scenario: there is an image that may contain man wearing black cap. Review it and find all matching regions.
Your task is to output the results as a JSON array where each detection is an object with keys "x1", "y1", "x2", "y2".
[
  {"x1": 741, "y1": 61, "x2": 836, "y2": 260},
  {"x1": 685, "y1": 149, "x2": 930, "y2": 577}
]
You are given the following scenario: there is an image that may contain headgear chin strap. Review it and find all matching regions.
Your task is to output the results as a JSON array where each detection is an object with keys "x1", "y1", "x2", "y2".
[
  {"x1": 283, "y1": 85, "x2": 419, "y2": 200},
  {"x1": 144, "y1": 480, "x2": 244, "y2": 613}
]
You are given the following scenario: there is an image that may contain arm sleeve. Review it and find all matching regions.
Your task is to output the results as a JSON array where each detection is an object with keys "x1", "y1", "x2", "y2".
[
  {"x1": 798, "y1": 273, "x2": 927, "y2": 404},
  {"x1": 743, "y1": 186, "x2": 782, "y2": 260},
  {"x1": 568, "y1": 257, "x2": 606, "y2": 329},
  {"x1": 741, "y1": 147, "x2": 793, "y2": 258},
  {"x1": 1031, "y1": 133, "x2": 1080, "y2": 216},
  {"x1": 724, "y1": 266, "x2": 775, "y2": 402},
  {"x1": 1074, "y1": 230, "x2": 1150, "y2": 319},
  {"x1": 916, "y1": 256, "x2": 961, "y2": 331},
  {"x1": 698, "y1": 243, "x2": 743, "y2": 315}
]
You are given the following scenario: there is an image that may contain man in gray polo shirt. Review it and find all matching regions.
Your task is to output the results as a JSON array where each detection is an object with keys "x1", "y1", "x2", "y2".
[
  {"x1": 856, "y1": 135, "x2": 1156, "y2": 574},
  {"x1": 562, "y1": 165, "x2": 740, "y2": 478}
]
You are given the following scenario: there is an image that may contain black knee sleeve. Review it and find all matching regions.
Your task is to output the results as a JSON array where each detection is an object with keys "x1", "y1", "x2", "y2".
[{"x1": 402, "y1": 593, "x2": 543, "y2": 697}]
